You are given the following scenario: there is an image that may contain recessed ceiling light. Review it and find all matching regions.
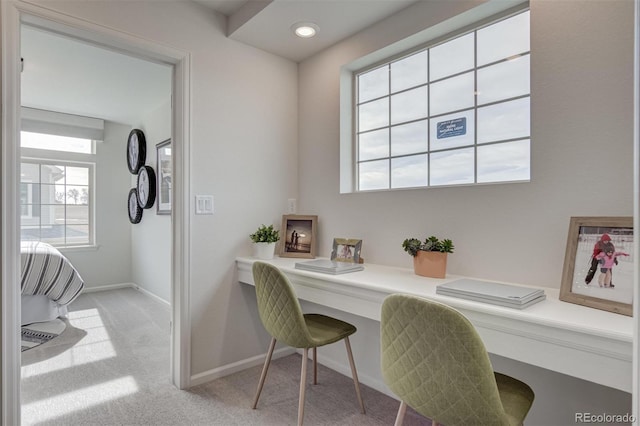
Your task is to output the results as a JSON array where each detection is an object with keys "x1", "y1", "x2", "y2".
[{"x1": 292, "y1": 22, "x2": 319, "y2": 38}]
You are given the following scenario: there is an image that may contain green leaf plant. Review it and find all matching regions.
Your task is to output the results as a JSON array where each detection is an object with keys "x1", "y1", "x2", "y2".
[
  {"x1": 402, "y1": 235, "x2": 454, "y2": 257},
  {"x1": 250, "y1": 224, "x2": 280, "y2": 243}
]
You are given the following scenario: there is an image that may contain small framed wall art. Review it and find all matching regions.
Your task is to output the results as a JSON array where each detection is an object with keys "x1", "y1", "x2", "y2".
[
  {"x1": 137, "y1": 165, "x2": 156, "y2": 209},
  {"x1": 560, "y1": 216, "x2": 633, "y2": 316},
  {"x1": 156, "y1": 139, "x2": 172, "y2": 215},
  {"x1": 330, "y1": 238, "x2": 363, "y2": 263},
  {"x1": 280, "y1": 214, "x2": 317, "y2": 258},
  {"x1": 127, "y1": 129, "x2": 146, "y2": 174},
  {"x1": 127, "y1": 188, "x2": 143, "y2": 224}
]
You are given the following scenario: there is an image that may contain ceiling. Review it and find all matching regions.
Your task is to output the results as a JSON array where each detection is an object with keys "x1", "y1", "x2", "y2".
[
  {"x1": 195, "y1": 0, "x2": 419, "y2": 62},
  {"x1": 195, "y1": 0, "x2": 250, "y2": 16},
  {"x1": 20, "y1": 0, "x2": 418, "y2": 126},
  {"x1": 21, "y1": 25, "x2": 172, "y2": 126}
]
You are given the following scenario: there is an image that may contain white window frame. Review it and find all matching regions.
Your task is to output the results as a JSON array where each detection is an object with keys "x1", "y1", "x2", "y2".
[
  {"x1": 20, "y1": 143, "x2": 97, "y2": 249},
  {"x1": 20, "y1": 180, "x2": 33, "y2": 219},
  {"x1": 340, "y1": 5, "x2": 530, "y2": 193}
]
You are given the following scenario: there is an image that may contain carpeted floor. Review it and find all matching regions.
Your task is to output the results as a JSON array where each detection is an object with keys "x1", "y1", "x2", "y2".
[{"x1": 21, "y1": 288, "x2": 430, "y2": 425}]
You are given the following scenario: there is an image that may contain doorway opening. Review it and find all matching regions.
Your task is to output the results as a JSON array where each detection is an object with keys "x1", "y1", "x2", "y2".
[{"x1": 1, "y1": 3, "x2": 191, "y2": 424}]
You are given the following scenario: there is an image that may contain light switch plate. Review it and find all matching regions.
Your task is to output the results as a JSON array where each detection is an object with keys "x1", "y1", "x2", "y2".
[{"x1": 195, "y1": 195, "x2": 214, "y2": 215}]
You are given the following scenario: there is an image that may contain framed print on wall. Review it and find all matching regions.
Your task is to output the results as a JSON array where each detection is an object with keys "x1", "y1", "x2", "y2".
[
  {"x1": 156, "y1": 139, "x2": 172, "y2": 215},
  {"x1": 280, "y1": 215, "x2": 317, "y2": 258},
  {"x1": 330, "y1": 238, "x2": 362, "y2": 263},
  {"x1": 560, "y1": 216, "x2": 633, "y2": 316}
]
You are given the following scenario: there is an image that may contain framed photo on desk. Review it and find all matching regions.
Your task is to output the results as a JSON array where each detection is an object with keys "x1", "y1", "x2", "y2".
[
  {"x1": 280, "y1": 215, "x2": 317, "y2": 258},
  {"x1": 330, "y1": 238, "x2": 362, "y2": 263},
  {"x1": 560, "y1": 216, "x2": 633, "y2": 316}
]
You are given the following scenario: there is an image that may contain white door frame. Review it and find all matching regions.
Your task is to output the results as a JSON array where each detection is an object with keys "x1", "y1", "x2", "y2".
[
  {"x1": 1, "y1": 2, "x2": 191, "y2": 424},
  {"x1": 634, "y1": 0, "x2": 640, "y2": 421}
]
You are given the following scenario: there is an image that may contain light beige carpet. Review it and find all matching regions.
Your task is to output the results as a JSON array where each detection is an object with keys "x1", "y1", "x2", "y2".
[{"x1": 21, "y1": 288, "x2": 430, "y2": 425}]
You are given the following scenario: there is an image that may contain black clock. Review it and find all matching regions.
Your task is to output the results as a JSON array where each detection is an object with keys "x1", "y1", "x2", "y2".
[
  {"x1": 137, "y1": 165, "x2": 157, "y2": 209},
  {"x1": 128, "y1": 188, "x2": 143, "y2": 224},
  {"x1": 127, "y1": 129, "x2": 146, "y2": 174}
]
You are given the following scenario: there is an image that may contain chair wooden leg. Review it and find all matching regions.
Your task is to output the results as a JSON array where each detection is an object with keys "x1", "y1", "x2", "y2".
[
  {"x1": 252, "y1": 337, "x2": 276, "y2": 409},
  {"x1": 298, "y1": 348, "x2": 309, "y2": 426},
  {"x1": 394, "y1": 401, "x2": 407, "y2": 426},
  {"x1": 344, "y1": 336, "x2": 365, "y2": 414},
  {"x1": 313, "y1": 347, "x2": 318, "y2": 385}
]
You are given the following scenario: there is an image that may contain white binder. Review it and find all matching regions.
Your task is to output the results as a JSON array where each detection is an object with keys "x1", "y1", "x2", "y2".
[{"x1": 436, "y1": 279, "x2": 546, "y2": 309}]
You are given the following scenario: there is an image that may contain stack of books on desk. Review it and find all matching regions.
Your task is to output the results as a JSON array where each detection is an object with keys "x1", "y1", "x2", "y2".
[
  {"x1": 295, "y1": 259, "x2": 364, "y2": 275},
  {"x1": 436, "y1": 279, "x2": 546, "y2": 309}
]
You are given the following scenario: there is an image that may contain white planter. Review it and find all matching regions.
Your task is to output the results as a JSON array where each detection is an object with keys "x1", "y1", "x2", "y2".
[{"x1": 253, "y1": 242, "x2": 277, "y2": 260}]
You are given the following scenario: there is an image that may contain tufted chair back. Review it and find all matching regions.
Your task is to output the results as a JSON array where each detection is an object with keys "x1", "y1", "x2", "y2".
[
  {"x1": 252, "y1": 261, "x2": 315, "y2": 348},
  {"x1": 381, "y1": 294, "x2": 514, "y2": 426}
]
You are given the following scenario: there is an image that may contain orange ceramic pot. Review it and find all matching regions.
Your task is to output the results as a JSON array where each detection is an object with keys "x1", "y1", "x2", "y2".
[{"x1": 413, "y1": 251, "x2": 447, "y2": 278}]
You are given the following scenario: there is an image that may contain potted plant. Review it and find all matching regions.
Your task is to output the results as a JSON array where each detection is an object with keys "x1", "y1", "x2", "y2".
[
  {"x1": 402, "y1": 236, "x2": 454, "y2": 278},
  {"x1": 250, "y1": 224, "x2": 280, "y2": 260}
]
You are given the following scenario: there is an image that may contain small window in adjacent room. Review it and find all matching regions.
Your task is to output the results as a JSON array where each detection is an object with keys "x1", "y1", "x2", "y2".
[
  {"x1": 21, "y1": 131, "x2": 94, "y2": 154},
  {"x1": 354, "y1": 10, "x2": 530, "y2": 191},
  {"x1": 20, "y1": 132, "x2": 95, "y2": 247}
]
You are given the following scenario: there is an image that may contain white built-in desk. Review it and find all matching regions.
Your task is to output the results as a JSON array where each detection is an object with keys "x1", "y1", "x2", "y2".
[{"x1": 236, "y1": 256, "x2": 633, "y2": 393}]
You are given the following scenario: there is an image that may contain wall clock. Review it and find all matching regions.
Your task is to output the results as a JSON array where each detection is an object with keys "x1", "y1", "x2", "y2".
[
  {"x1": 137, "y1": 165, "x2": 157, "y2": 209},
  {"x1": 128, "y1": 188, "x2": 143, "y2": 224},
  {"x1": 127, "y1": 129, "x2": 146, "y2": 174}
]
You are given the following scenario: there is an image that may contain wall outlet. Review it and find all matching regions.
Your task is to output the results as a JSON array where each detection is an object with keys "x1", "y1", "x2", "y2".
[{"x1": 287, "y1": 198, "x2": 297, "y2": 214}]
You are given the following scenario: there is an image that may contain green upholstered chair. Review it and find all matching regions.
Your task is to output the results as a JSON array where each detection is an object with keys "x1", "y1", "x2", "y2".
[
  {"x1": 381, "y1": 294, "x2": 534, "y2": 426},
  {"x1": 251, "y1": 261, "x2": 365, "y2": 426}
]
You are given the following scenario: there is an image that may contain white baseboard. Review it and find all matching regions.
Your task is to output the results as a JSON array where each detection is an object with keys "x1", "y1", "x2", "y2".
[
  {"x1": 190, "y1": 347, "x2": 296, "y2": 387},
  {"x1": 189, "y1": 345, "x2": 397, "y2": 401},
  {"x1": 81, "y1": 283, "x2": 170, "y2": 306},
  {"x1": 308, "y1": 349, "x2": 396, "y2": 399},
  {"x1": 82, "y1": 282, "x2": 135, "y2": 293},
  {"x1": 133, "y1": 285, "x2": 170, "y2": 306}
]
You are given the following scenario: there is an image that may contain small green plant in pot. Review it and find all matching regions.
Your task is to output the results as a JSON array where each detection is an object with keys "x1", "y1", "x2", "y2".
[
  {"x1": 251, "y1": 224, "x2": 280, "y2": 259},
  {"x1": 402, "y1": 236, "x2": 454, "y2": 278}
]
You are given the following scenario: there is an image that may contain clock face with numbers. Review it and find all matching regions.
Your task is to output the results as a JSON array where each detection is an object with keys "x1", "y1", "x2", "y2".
[
  {"x1": 137, "y1": 165, "x2": 157, "y2": 209},
  {"x1": 128, "y1": 188, "x2": 143, "y2": 224},
  {"x1": 127, "y1": 129, "x2": 146, "y2": 174}
]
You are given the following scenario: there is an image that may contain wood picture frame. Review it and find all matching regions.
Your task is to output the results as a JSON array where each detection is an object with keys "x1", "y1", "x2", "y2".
[
  {"x1": 280, "y1": 215, "x2": 317, "y2": 258},
  {"x1": 560, "y1": 216, "x2": 633, "y2": 316},
  {"x1": 330, "y1": 238, "x2": 362, "y2": 263},
  {"x1": 156, "y1": 139, "x2": 171, "y2": 215}
]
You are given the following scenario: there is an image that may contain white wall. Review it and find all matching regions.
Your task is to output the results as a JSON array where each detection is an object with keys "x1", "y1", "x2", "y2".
[
  {"x1": 62, "y1": 121, "x2": 133, "y2": 287},
  {"x1": 296, "y1": 0, "x2": 634, "y2": 424},
  {"x1": 30, "y1": 0, "x2": 299, "y2": 377},
  {"x1": 132, "y1": 98, "x2": 172, "y2": 302}
]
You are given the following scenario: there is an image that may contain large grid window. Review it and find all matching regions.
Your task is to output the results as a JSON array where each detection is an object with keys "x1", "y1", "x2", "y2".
[
  {"x1": 355, "y1": 10, "x2": 530, "y2": 191},
  {"x1": 20, "y1": 132, "x2": 95, "y2": 247}
]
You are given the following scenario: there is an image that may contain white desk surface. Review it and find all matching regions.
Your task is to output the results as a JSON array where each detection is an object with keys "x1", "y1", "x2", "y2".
[{"x1": 236, "y1": 256, "x2": 633, "y2": 392}]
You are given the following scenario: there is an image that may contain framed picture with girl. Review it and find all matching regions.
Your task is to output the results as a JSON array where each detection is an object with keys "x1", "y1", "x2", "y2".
[
  {"x1": 560, "y1": 216, "x2": 633, "y2": 316},
  {"x1": 330, "y1": 238, "x2": 363, "y2": 264}
]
